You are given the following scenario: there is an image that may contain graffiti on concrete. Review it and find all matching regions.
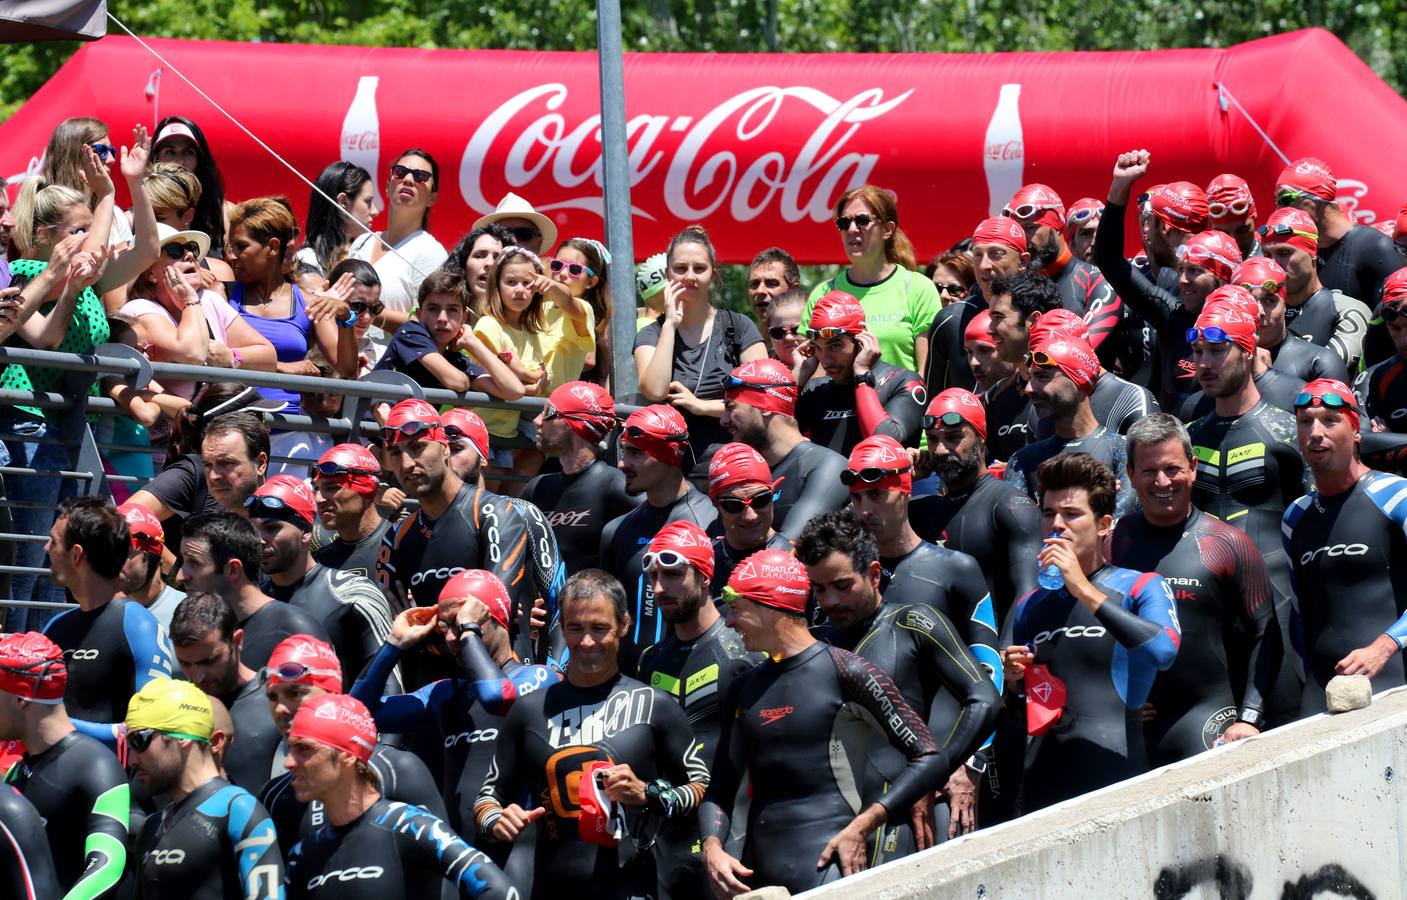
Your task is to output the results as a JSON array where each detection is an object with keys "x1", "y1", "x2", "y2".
[{"x1": 1153, "y1": 854, "x2": 1375, "y2": 899}]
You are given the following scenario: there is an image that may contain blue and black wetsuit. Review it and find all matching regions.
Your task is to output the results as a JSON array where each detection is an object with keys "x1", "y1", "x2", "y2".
[
  {"x1": 137, "y1": 777, "x2": 283, "y2": 900},
  {"x1": 43, "y1": 597, "x2": 173, "y2": 723}
]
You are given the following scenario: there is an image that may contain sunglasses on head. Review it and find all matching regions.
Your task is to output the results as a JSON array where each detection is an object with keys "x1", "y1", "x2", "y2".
[
  {"x1": 1208, "y1": 200, "x2": 1252, "y2": 218},
  {"x1": 1002, "y1": 203, "x2": 1055, "y2": 221},
  {"x1": 922, "y1": 411, "x2": 969, "y2": 430},
  {"x1": 767, "y1": 324, "x2": 799, "y2": 340},
  {"x1": 1293, "y1": 391, "x2": 1358, "y2": 412},
  {"x1": 724, "y1": 375, "x2": 793, "y2": 392},
  {"x1": 390, "y1": 164, "x2": 433, "y2": 184},
  {"x1": 160, "y1": 241, "x2": 200, "y2": 261},
  {"x1": 806, "y1": 326, "x2": 853, "y2": 342},
  {"x1": 1186, "y1": 325, "x2": 1236, "y2": 345},
  {"x1": 89, "y1": 142, "x2": 116, "y2": 162},
  {"x1": 1066, "y1": 206, "x2": 1103, "y2": 224},
  {"x1": 835, "y1": 214, "x2": 878, "y2": 231},
  {"x1": 1380, "y1": 303, "x2": 1407, "y2": 323},
  {"x1": 1258, "y1": 223, "x2": 1317, "y2": 241},
  {"x1": 641, "y1": 549, "x2": 692, "y2": 572},
  {"x1": 309, "y1": 460, "x2": 378, "y2": 479},
  {"x1": 716, "y1": 491, "x2": 778, "y2": 514},
  {"x1": 935, "y1": 283, "x2": 967, "y2": 297},
  {"x1": 259, "y1": 661, "x2": 340, "y2": 685},
  {"x1": 508, "y1": 226, "x2": 541, "y2": 243},
  {"x1": 550, "y1": 258, "x2": 595, "y2": 278},
  {"x1": 1024, "y1": 349, "x2": 1060, "y2": 368},
  {"x1": 349, "y1": 300, "x2": 384, "y2": 316},
  {"x1": 840, "y1": 465, "x2": 910, "y2": 486}
]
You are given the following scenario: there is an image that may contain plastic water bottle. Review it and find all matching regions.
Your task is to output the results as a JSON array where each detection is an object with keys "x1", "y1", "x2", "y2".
[
  {"x1": 1037, "y1": 531, "x2": 1065, "y2": 591},
  {"x1": 341, "y1": 75, "x2": 383, "y2": 211},
  {"x1": 983, "y1": 83, "x2": 1024, "y2": 216}
]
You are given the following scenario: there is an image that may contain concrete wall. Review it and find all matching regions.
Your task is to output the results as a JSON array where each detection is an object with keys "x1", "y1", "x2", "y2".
[{"x1": 797, "y1": 687, "x2": 1407, "y2": 900}]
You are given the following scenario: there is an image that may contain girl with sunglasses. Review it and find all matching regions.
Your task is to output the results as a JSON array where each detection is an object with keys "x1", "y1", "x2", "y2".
[
  {"x1": 551, "y1": 237, "x2": 615, "y2": 390},
  {"x1": 804, "y1": 184, "x2": 940, "y2": 378},
  {"x1": 41, "y1": 117, "x2": 139, "y2": 255},
  {"x1": 347, "y1": 149, "x2": 448, "y2": 362},
  {"x1": 142, "y1": 162, "x2": 237, "y2": 289}
]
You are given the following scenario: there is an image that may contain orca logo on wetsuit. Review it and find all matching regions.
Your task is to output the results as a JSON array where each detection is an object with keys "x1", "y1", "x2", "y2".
[
  {"x1": 1392, "y1": 408, "x2": 1407, "y2": 420},
  {"x1": 479, "y1": 501, "x2": 502, "y2": 564},
  {"x1": 444, "y1": 728, "x2": 498, "y2": 748},
  {"x1": 1299, "y1": 543, "x2": 1370, "y2": 565},
  {"x1": 411, "y1": 566, "x2": 465, "y2": 586},
  {"x1": 998, "y1": 424, "x2": 1029, "y2": 437},
  {"x1": 1031, "y1": 625, "x2": 1108, "y2": 644},
  {"x1": 307, "y1": 866, "x2": 385, "y2": 889},
  {"x1": 69, "y1": 649, "x2": 99, "y2": 660},
  {"x1": 147, "y1": 849, "x2": 186, "y2": 865}
]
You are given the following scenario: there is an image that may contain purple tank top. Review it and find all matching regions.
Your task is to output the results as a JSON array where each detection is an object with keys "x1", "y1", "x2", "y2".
[{"x1": 229, "y1": 283, "x2": 312, "y2": 413}]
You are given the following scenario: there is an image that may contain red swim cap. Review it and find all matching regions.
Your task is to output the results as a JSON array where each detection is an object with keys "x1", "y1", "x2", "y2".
[
  {"x1": 441, "y1": 408, "x2": 491, "y2": 463},
  {"x1": 290, "y1": 693, "x2": 378, "y2": 764},
  {"x1": 383, "y1": 399, "x2": 444, "y2": 444},
  {"x1": 724, "y1": 359, "x2": 798, "y2": 418},
  {"x1": 707, "y1": 442, "x2": 780, "y2": 500},
  {"x1": 1063, "y1": 198, "x2": 1104, "y2": 241},
  {"x1": 265, "y1": 635, "x2": 343, "y2": 694},
  {"x1": 1178, "y1": 230, "x2": 1243, "y2": 282},
  {"x1": 622, "y1": 405, "x2": 689, "y2": 467},
  {"x1": 845, "y1": 434, "x2": 913, "y2": 494},
  {"x1": 0, "y1": 633, "x2": 66, "y2": 703},
  {"x1": 250, "y1": 475, "x2": 317, "y2": 528},
  {"x1": 1206, "y1": 174, "x2": 1256, "y2": 221},
  {"x1": 1203, "y1": 284, "x2": 1262, "y2": 324},
  {"x1": 647, "y1": 520, "x2": 715, "y2": 582},
  {"x1": 1260, "y1": 208, "x2": 1319, "y2": 257},
  {"x1": 1148, "y1": 182, "x2": 1210, "y2": 234},
  {"x1": 971, "y1": 217, "x2": 1027, "y2": 254},
  {"x1": 546, "y1": 382, "x2": 617, "y2": 445},
  {"x1": 725, "y1": 548, "x2": 809, "y2": 615},
  {"x1": 118, "y1": 503, "x2": 165, "y2": 556},
  {"x1": 926, "y1": 388, "x2": 987, "y2": 441},
  {"x1": 1028, "y1": 309, "x2": 1090, "y2": 347},
  {"x1": 808, "y1": 290, "x2": 867, "y2": 336},
  {"x1": 1381, "y1": 267, "x2": 1407, "y2": 307},
  {"x1": 1030, "y1": 336, "x2": 1101, "y2": 395},
  {"x1": 1232, "y1": 257, "x2": 1287, "y2": 296},
  {"x1": 963, "y1": 310, "x2": 995, "y2": 347},
  {"x1": 439, "y1": 569, "x2": 513, "y2": 629},
  {"x1": 1296, "y1": 377, "x2": 1360, "y2": 432},
  {"x1": 1006, "y1": 183, "x2": 1066, "y2": 231},
  {"x1": 314, "y1": 444, "x2": 381, "y2": 496},
  {"x1": 1194, "y1": 293, "x2": 1260, "y2": 356},
  {"x1": 1394, "y1": 203, "x2": 1407, "y2": 241},
  {"x1": 1276, "y1": 157, "x2": 1337, "y2": 202}
]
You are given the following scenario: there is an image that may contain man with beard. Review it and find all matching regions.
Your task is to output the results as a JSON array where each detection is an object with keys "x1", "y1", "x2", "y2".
[
  {"x1": 250, "y1": 476, "x2": 392, "y2": 690},
  {"x1": 125, "y1": 678, "x2": 283, "y2": 899},
  {"x1": 795, "y1": 290, "x2": 926, "y2": 455},
  {"x1": 601, "y1": 404, "x2": 717, "y2": 672},
  {"x1": 524, "y1": 382, "x2": 641, "y2": 575},
  {"x1": 1025, "y1": 310, "x2": 1157, "y2": 436},
  {"x1": 637, "y1": 522, "x2": 762, "y2": 900},
  {"x1": 1206, "y1": 174, "x2": 1261, "y2": 258},
  {"x1": 721, "y1": 358, "x2": 849, "y2": 538},
  {"x1": 117, "y1": 502, "x2": 186, "y2": 631},
  {"x1": 705, "y1": 443, "x2": 794, "y2": 593},
  {"x1": 310, "y1": 443, "x2": 388, "y2": 579}
]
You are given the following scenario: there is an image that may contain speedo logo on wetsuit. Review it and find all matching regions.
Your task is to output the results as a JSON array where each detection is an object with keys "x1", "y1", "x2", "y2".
[
  {"x1": 307, "y1": 866, "x2": 384, "y2": 888},
  {"x1": 1300, "y1": 543, "x2": 1369, "y2": 565},
  {"x1": 546, "y1": 687, "x2": 657, "y2": 747},
  {"x1": 1030, "y1": 625, "x2": 1108, "y2": 644},
  {"x1": 444, "y1": 728, "x2": 498, "y2": 748},
  {"x1": 412, "y1": 566, "x2": 465, "y2": 586}
]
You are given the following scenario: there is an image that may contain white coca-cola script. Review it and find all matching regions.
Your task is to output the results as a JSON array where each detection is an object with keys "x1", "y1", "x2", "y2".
[{"x1": 458, "y1": 84, "x2": 913, "y2": 224}]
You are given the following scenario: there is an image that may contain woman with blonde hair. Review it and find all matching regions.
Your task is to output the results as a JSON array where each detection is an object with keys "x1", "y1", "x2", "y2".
[{"x1": 143, "y1": 162, "x2": 236, "y2": 285}]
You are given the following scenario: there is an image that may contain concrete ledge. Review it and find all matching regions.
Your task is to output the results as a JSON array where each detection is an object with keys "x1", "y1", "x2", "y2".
[{"x1": 801, "y1": 688, "x2": 1407, "y2": 899}]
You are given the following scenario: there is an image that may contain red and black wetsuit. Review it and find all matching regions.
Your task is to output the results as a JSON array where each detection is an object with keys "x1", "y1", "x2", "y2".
[{"x1": 796, "y1": 362, "x2": 928, "y2": 456}]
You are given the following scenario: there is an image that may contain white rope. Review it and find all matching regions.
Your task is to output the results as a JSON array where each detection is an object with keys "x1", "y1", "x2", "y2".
[
  {"x1": 1216, "y1": 83, "x2": 1292, "y2": 167},
  {"x1": 105, "y1": 12, "x2": 431, "y2": 279}
]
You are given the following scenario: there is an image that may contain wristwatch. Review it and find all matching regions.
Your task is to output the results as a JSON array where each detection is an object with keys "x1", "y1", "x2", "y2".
[
  {"x1": 855, "y1": 370, "x2": 877, "y2": 389},
  {"x1": 1235, "y1": 708, "x2": 1263, "y2": 728},
  {"x1": 337, "y1": 308, "x2": 358, "y2": 329},
  {"x1": 455, "y1": 622, "x2": 483, "y2": 639}
]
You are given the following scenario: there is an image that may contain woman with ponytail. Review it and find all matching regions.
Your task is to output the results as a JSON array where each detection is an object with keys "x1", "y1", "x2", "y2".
[{"x1": 804, "y1": 184, "x2": 939, "y2": 375}]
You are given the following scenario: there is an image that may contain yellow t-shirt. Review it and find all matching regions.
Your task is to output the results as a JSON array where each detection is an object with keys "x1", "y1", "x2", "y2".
[{"x1": 474, "y1": 303, "x2": 596, "y2": 438}]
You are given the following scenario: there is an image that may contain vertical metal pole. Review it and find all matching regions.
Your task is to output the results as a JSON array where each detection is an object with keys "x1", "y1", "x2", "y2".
[{"x1": 597, "y1": 0, "x2": 640, "y2": 399}]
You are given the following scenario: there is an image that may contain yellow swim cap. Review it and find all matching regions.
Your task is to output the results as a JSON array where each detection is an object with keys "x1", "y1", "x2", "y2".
[{"x1": 124, "y1": 679, "x2": 213, "y2": 742}]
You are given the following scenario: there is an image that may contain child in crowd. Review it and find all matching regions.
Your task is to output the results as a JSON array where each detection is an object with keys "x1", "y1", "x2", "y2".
[{"x1": 553, "y1": 237, "x2": 613, "y2": 389}]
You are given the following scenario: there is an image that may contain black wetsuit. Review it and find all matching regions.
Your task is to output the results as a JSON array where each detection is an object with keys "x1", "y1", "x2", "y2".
[
  {"x1": 0, "y1": 785, "x2": 60, "y2": 900},
  {"x1": 1178, "y1": 367, "x2": 1307, "y2": 420},
  {"x1": 1007, "y1": 566, "x2": 1180, "y2": 813},
  {"x1": 922, "y1": 294, "x2": 985, "y2": 394},
  {"x1": 1048, "y1": 255, "x2": 1134, "y2": 377},
  {"x1": 42, "y1": 597, "x2": 173, "y2": 723},
  {"x1": 220, "y1": 675, "x2": 285, "y2": 793},
  {"x1": 637, "y1": 619, "x2": 762, "y2": 899},
  {"x1": 708, "y1": 530, "x2": 794, "y2": 598},
  {"x1": 982, "y1": 375, "x2": 1032, "y2": 462},
  {"x1": 475, "y1": 672, "x2": 709, "y2": 900},
  {"x1": 237, "y1": 599, "x2": 330, "y2": 672},
  {"x1": 698, "y1": 642, "x2": 945, "y2": 894},
  {"x1": 1110, "y1": 511, "x2": 1280, "y2": 764},
  {"x1": 1096, "y1": 200, "x2": 1199, "y2": 410},
  {"x1": 137, "y1": 777, "x2": 284, "y2": 900},
  {"x1": 795, "y1": 362, "x2": 927, "y2": 455},
  {"x1": 817, "y1": 603, "x2": 1000, "y2": 858},
  {"x1": 523, "y1": 458, "x2": 642, "y2": 576},
  {"x1": 600, "y1": 487, "x2": 718, "y2": 672},
  {"x1": 908, "y1": 473, "x2": 1042, "y2": 624},
  {"x1": 1004, "y1": 426, "x2": 1134, "y2": 516},
  {"x1": 1284, "y1": 287, "x2": 1372, "y2": 369},
  {"x1": 5, "y1": 731, "x2": 129, "y2": 900},
  {"x1": 312, "y1": 519, "x2": 391, "y2": 579},
  {"x1": 1356, "y1": 354, "x2": 1407, "y2": 431},
  {"x1": 767, "y1": 441, "x2": 850, "y2": 541},
  {"x1": 1282, "y1": 471, "x2": 1407, "y2": 714},
  {"x1": 285, "y1": 798, "x2": 517, "y2": 899},
  {"x1": 269, "y1": 565, "x2": 393, "y2": 690},
  {"x1": 260, "y1": 741, "x2": 449, "y2": 859},
  {"x1": 1318, "y1": 224, "x2": 1401, "y2": 309},
  {"x1": 1031, "y1": 370, "x2": 1159, "y2": 441},
  {"x1": 1268, "y1": 335, "x2": 1349, "y2": 384}
]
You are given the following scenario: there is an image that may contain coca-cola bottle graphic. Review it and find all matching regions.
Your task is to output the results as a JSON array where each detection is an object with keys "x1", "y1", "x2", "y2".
[
  {"x1": 341, "y1": 76, "x2": 383, "y2": 211},
  {"x1": 983, "y1": 83, "x2": 1025, "y2": 216}
]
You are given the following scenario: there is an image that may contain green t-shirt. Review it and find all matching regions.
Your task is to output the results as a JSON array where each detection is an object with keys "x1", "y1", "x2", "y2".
[
  {"x1": 0, "y1": 258, "x2": 110, "y2": 418},
  {"x1": 804, "y1": 266, "x2": 939, "y2": 374}
]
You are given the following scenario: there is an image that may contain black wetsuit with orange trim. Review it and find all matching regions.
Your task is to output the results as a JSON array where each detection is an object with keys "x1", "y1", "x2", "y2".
[{"x1": 1357, "y1": 353, "x2": 1407, "y2": 432}]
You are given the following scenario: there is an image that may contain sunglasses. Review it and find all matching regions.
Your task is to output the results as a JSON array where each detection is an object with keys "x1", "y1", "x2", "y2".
[
  {"x1": 550, "y1": 258, "x2": 595, "y2": 279},
  {"x1": 1274, "y1": 189, "x2": 1326, "y2": 208},
  {"x1": 1380, "y1": 303, "x2": 1407, "y2": 323},
  {"x1": 767, "y1": 324, "x2": 800, "y2": 341},
  {"x1": 1066, "y1": 206, "x2": 1103, "y2": 224},
  {"x1": 89, "y1": 142, "x2": 117, "y2": 162},
  {"x1": 806, "y1": 327, "x2": 853, "y2": 342},
  {"x1": 1238, "y1": 280, "x2": 1283, "y2": 294},
  {"x1": 508, "y1": 226, "x2": 541, "y2": 243},
  {"x1": 1208, "y1": 200, "x2": 1252, "y2": 219},
  {"x1": 243, "y1": 495, "x2": 308, "y2": 519},
  {"x1": 260, "y1": 661, "x2": 341, "y2": 685},
  {"x1": 641, "y1": 549, "x2": 692, "y2": 572},
  {"x1": 724, "y1": 375, "x2": 793, "y2": 392},
  {"x1": 1186, "y1": 325, "x2": 1235, "y2": 345},
  {"x1": 1024, "y1": 349, "x2": 1060, "y2": 368},
  {"x1": 1258, "y1": 223, "x2": 1317, "y2": 241},
  {"x1": 922, "y1": 411, "x2": 969, "y2": 430},
  {"x1": 160, "y1": 241, "x2": 200, "y2": 261},
  {"x1": 381, "y1": 420, "x2": 440, "y2": 442},
  {"x1": 935, "y1": 283, "x2": 967, "y2": 297},
  {"x1": 349, "y1": 301, "x2": 384, "y2": 317},
  {"x1": 309, "y1": 460, "x2": 379, "y2": 479},
  {"x1": 125, "y1": 727, "x2": 206, "y2": 753},
  {"x1": 840, "y1": 465, "x2": 910, "y2": 486},
  {"x1": 835, "y1": 214, "x2": 878, "y2": 231},
  {"x1": 1002, "y1": 203, "x2": 1055, "y2": 221},
  {"x1": 1293, "y1": 391, "x2": 1358, "y2": 412},
  {"x1": 716, "y1": 491, "x2": 778, "y2": 514},
  {"x1": 390, "y1": 164, "x2": 433, "y2": 184}
]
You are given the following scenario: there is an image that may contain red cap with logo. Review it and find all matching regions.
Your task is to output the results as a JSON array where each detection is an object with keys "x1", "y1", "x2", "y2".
[
  {"x1": 1063, "y1": 198, "x2": 1104, "y2": 240},
  {"x1": 1006, "y1": 183, "x2": 1066, "y2": 231},
  {"x1": 622, "y1": 405, "x2": 689, "y2": 466},
  {"x1": 1194, "y1": 292, "x2": 1260, "y2": 356},
  {"x1": 725, "y1": 548, "x2": 810, "y2": 615},
  {"x1": 1025, "y1": 662, "x2": 1067, "y2": 736},
  {"x1": 1260, "y1": 208, "x2": 1319, "y2": 257},
  {"x1": 971, "y1": 217, "x2": 1027, "y2": 254},
  {"x1": 383, "y1": 399, "x2": 444, "y2": 444},
  {"x1": 251, "y1": 475, "x2": 317, "y2": 528},
  {"x1": 845, "y1": 434, "x2": 913, "y2": 494},
  {"x1": 265, "y1": 635, "x2": 343, "y2": 694},
  {"x1": 439, "y1": 569, "x2": 513, "y2": 629},
  {"x1": 1028, "y1": 309, "x2": 1090, "y2": 348},
  {"x1": 926, "y1": 388, "x2": 987, "y2": 441},
  {"x1": 1206, "y1": 174, "x2": 1257, "y2": 221},
  {"x1": 647, "y1": 521, "x2": 715, "y2": 582},
  {"x1": 0, "y1": 633, "x2": 66, "y2": 703},
  {"x1": 118, "y1": 502, "x2": 165, "y2": 556},
  {"x1": 707, "y1": 442, "x2": 781, "y2": 500},
  {"x1": 440, "y1": 408, "x2": 491, "y2": 463},
  {"x1": 1297, "y1": 377, "x2": 1360, "y2": 431},
  {"x1": 1178, "y1": 230, "x2": 1243, "y2": 282},
  {"x1": 1148, "y1": 182, "x2": 1210, "y2": 233},
  {"x1": 1030, "y1": 336, "x2": 1101, "y2": 395},
  {"x1": 963, "y1": 310, "x2": 995, "y2": 347},
  {"x1": 546, "y1": 382, "x2": 617, "y2": 444},
  {"x1": 808, "y1": 290, "x2": 867, "y2": 336},
  {"x1": 1232, "y1": 257, "x2": 1287, "y2": 296},
  {"x1": 1276, "y1": 157, "x2": 1337, "y2": 202},
  {"x1": 290, "y1": 693, "x2": 378, "y2": 764},
  {"x1": 1381, "y1": 267, "x2": 1407, "y2": 306},
  {"x1": 1203, "y1": 284, "x2": 1263, "y2": 324},
  {"x1": 314, "y1": 444, "x2": 381, "y2": 496},
  {"x1": 724, "y1": 359, "x2": 798, "y2": 418}
]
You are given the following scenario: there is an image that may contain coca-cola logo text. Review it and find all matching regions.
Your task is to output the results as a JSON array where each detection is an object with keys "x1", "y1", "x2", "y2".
[
  {"x1": 459, "y1": 84, "x2": 913, "y2": 224},
  {"x1": 986, "y1": 140, "x2": 1023, "y2": 161},
  {"x1": 343, "y1": 131, "x2": 379, "y2": 153}
]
